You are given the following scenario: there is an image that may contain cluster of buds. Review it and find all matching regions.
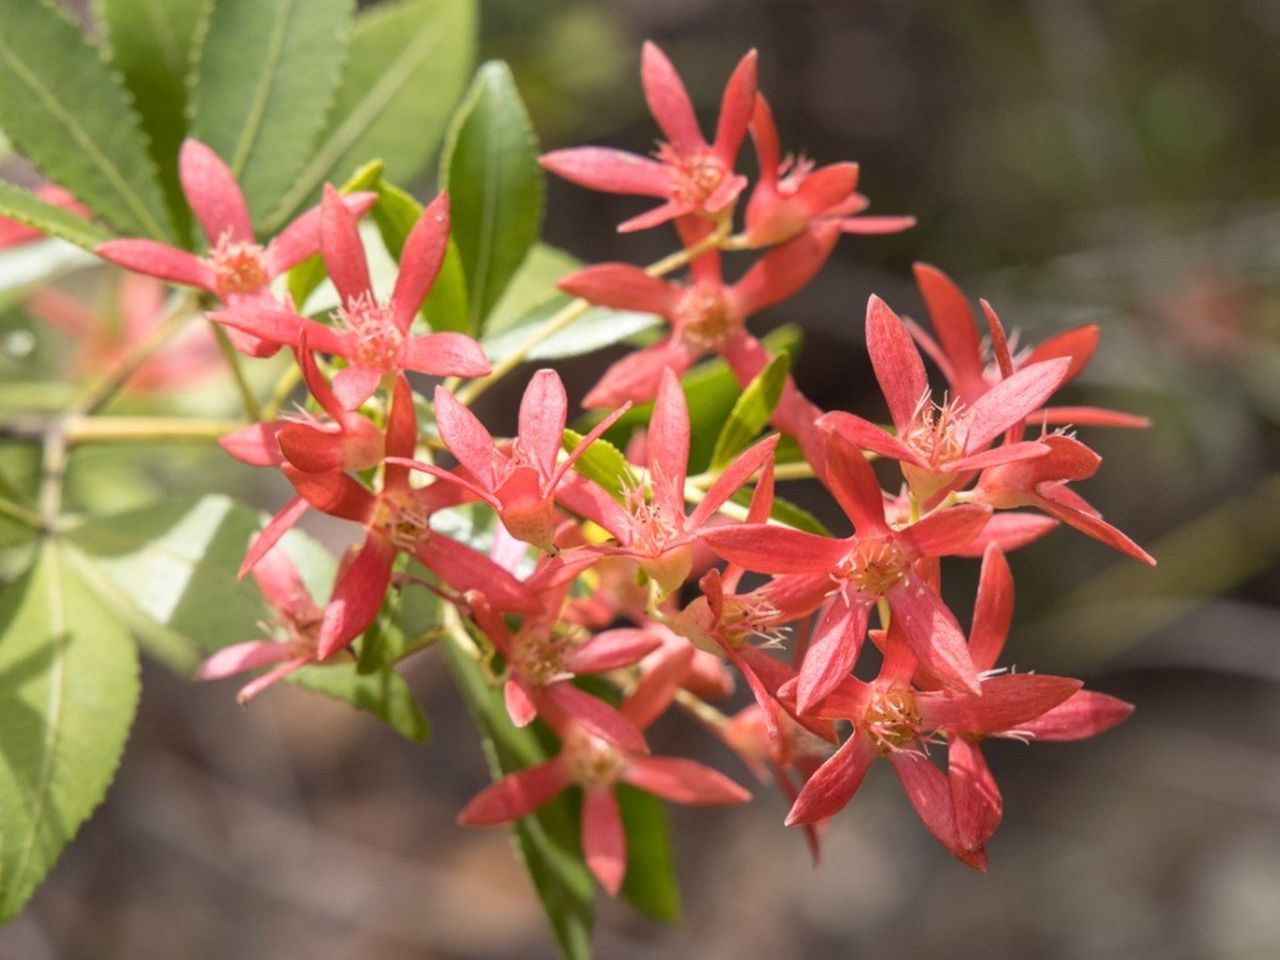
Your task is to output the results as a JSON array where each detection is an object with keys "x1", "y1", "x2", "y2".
[{"x1": 99, "y1": 43, "x2": 1152, "y2": 892}]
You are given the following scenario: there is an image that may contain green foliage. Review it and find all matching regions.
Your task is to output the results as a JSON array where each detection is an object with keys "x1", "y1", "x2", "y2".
[
  {"x1": 617, "y1": 784, "x2": 681, "y2": 923},
  {"x1": 710, "y1": 351, "x2": 789, "y2": 471},
  {"x1": 0, "y1": 184, "x2": 110, "y2": 254},
  {"x1": 444, "y1": 638, "x2": 594, "y2": 960},
  {"x1": 95, "y1": 0, "x2": 209, "y2": 239},
  {"x1": 562, "y1": 429, "x2": 636, "y2": 503},
  {"x1": 287, "y1": 661, "x2": 429, "y2": 743},
  {"x1": 0, "y1": 0, "x2": 171, "y2": 239},
  {"x1": 285, "y1": 160, "x2": 381, "y2": 311},
  {"x1": 189, "y1": 0, "x2": 355, "y2": 226},
  {"x1": 441, "y1": 61, "x2": 544, "y2": 331},
  {"x1": 0, "y1": 542, "x2": 139, "y2": 922},
  {"x1": 265, "y1": 0, "x2": 476, "y2": 232}
]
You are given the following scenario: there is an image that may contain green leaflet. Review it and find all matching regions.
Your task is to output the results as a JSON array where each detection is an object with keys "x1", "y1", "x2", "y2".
[
  {"x1": 95, "y1": 0, "x2": 208, "y2": 239},
  {"x1": 0, "y1": 184, "x2": 108, "y2": 256},
  {"x1": 286, "y1": 662, "x2": 429, "y2": 743},
  {"x1": 0, "y1": 542, "x2": 139, "y2": 922},
  {"x1": 710, "y1": 352, "x2": 790, "y2": 471},
  {"x1": 444, "y1": 637, "x2": 594, "y2": 960},
  {"x1": 562, "y1": 429, "x2": 636, "y2": 503},
  {"x1": 265, "y1": 0, "x2": 476, "y2": 232},
  {"x1": 441, "y1": 61, "x2": 545, "y2": 331},
  {"x1": 483, "y1": 243, "x2": 581, "y2": 337},
  {"x1": 0, "y1": 0, "x2": 171, "y2": 239},
  {"x1": 188, "y1": 0, "x2": 354, "y2": 226}
]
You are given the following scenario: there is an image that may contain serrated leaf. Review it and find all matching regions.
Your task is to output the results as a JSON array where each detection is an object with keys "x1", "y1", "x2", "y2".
[
  {"x1": 189, "y1": 0, "x2": 355, "y2": 226},
  {"x1": 441, "y1": 60, "x2": 544, "y2": 330},
  {"x1": 444, "y1": 637, "x2": 594, "y2": 960},
  {"x1": 0, "y1": 0, "x2": 171, "y2": 239},
  {"x1": 96, "y1": 0, "x2": 208, "y2": 238},
  {"x1": 0, "y1": 542, "x2": 139, "y2": 922},
  {"x1": 265, "y1": 0, "x2": 476, "y2": 232},
  {"x1": 0, "y1": 183, "x2": 112, "y2": 253},
  {"x1": 710, "y1": 352, "x2": 789, "y2": 471},
  {"x1": 562, "y1": 429, "x2": 635, "y2": 503},
  {"x1": 484, "y1": 243, "x2": 580, "y2": 337},
  {"x1": 286, "y1": 662, "x2": 429, "y2": 742}
]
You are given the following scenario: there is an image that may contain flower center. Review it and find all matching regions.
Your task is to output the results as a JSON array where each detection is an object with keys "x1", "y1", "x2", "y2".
[
  {"x1": 564, "y1": 728, "x2": 628, "y2": 789},
  {"x1": 374, "y1": 492, "x2": 430, "y2": 551},
  {"x1": 675, "y1": 283, "x2": 738, "y2": 350},
  {"x1": 864, "y1": 686, "x2": 920, "y2": 752},
  {"x1": 717, "y1": 594, "x2": 786, "y2": 649},
  {"x1": 211, "y1": 235, "x2": 269, "y2": 297},
  {"x1": 840, "y1": 538, "x2": 909, "y2": 596},
  {"x1": 659, "y1": 145, "x2": 729, "y2": 208},
  {"x1": 338, "y1": 292, "x2": 404, "y2": 367},
  {"x1": 511, "y1": 626, "x2": 579, "y2": 687},
  {"x1": 902, "y1": 396, "x2": 967, "y2": 467}
]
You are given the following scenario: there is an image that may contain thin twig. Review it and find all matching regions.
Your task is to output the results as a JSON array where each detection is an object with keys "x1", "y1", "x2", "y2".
[{"x1": 210, "y1": 322, "x2": 263, "y2": 422}]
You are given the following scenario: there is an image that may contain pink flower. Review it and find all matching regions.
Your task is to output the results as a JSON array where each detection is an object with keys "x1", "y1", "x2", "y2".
[
  {"x1": 559, "y1": 224, "x2": 839, "y2": 408},
  {"x1": 540, "y1": 42, "x2": 757, "y2": 232},
  {"x1": 908, "y1": 263, "x2": 1151, "y2": 429},
  {"x1": 212, "y1": 186, "x2": 490, "y2": 407},
  {"x1": 820, "y1": 294, "x2": 1069, "y2": 505},
  {"x1": 744, "y1": 95, "x2": 915, "y2": 248},
  {"x1": 96, "y1": 139, "x2": 375, "y2": 357},
  {"x1": 704, "y1": 426, "x2": 992, "y2": 710}
]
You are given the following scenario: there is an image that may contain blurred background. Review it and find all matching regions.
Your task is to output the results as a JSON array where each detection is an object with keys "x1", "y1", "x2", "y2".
[{"x1": 2, "y1": 1, "x2": 1279, "y2": 958}]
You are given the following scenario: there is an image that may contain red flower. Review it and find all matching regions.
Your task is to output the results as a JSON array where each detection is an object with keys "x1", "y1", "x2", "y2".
[
  {"x1": 704, "y1": 426, "x2": 991, "y2": 710},
  {"x1": 559, "y1": 224, "x2": 838, "y2": 408},
  {"x1": 540, "y1": 42, "x2": 757, "y2": 232},
  {"x1": 96, "y1": 139, "x2": 375, "y2": 357},
  {"x1": 457, "y1": 655, "x2": 750, "y2": 895},
  {"x1": 820, "y1": 294, "x2": 1069, "y2": 505},
  {"x1": 908, "y1": 263, "x2": 1150, "y2": 429},
  {"x1": 212, "y1": 187, "x2": 490, "y2": 407},
  {"x1": 744, "y1": 95, "x2": 915, "y2": 248}
]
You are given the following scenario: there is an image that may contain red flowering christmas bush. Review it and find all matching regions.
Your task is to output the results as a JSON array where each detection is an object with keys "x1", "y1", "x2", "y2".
[{"x1": 0, "y1": 3, "x2": 1153, "y2": 955}]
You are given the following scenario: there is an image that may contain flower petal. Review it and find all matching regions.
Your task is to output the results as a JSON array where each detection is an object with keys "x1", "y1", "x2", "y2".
[
  {"x1": 416, "y1": 534, "x2": 541, "y2": 613},
  {"x1": 197, "y1": 640, "x2": 292, "y2": 681},
  {"x1": 786, "y1": 733, "x2": 875, "y2": 825},
  {"x1": 641, "y1": 41, "x2": 703, "y2": 152},
  {"x1": 331, "y1": 363, "x2": 383, "y2": 410},
  {"x1": 284, "y1": 465, "x2": 377, "y2": 523},
  {"x1": 391, "y1": 192, "x2": 449, "y2": 331},
  {"x1": 731, "y1": 223, "x2": 839, "y2": 317},
  {"x1": 948, "y1": 737, "x2": 1002, "y2": 854},
  {"x1": 821, "y1": 425, "x2": 891, "y2": 537},
  {"x1": 866, "y1": 294, "x2": 929, "y2": 434},
  {"x1": 887, "y1": 570, "x2": 980, "y2": 694},
  {"x1": 95, "y1": 240, "x2": 215, "y2": 291},
  {"x1": 912, "y1": 263, "x2": 985, "y2": 399},
  {"x1": 896, "y1": 503, "x2": 991, "y2": 559},
  {"x1": 433, "y1": 385, "x2": 498, "y2": 489},
  {"x1": 623, "y1": 756, "x2": 750, "y2": 806},
  {"x1": 963, "y1": 358, "x2": 1071, "y2": 451},
  {"x1": 919, "y1": 674, "x2": 1082, "y2": 734},
  {"x1": 220, "y1": 422, "x2": 285, "y2": 467},
  {"x1": 564, "y1": 628, "x2": 662, "y2": 675},
  {"x1": 321, "y1": 184, "x2": 372, "y2": 305},
  {"x1": 702, "y1": 524, "x2": 848, "y2": 575},
  {"x1": 796, "y1": 596, "x2": 870, "y2": 715},
  {"x1": 557, "y1": 263, "x2": 679, "y2": 314},
  {"x1": 518, "y1": 369, "x2": 569, "y2": 479},
  {"x1": 267, "y1": 191, "x2": 377, "y2": 276},
  {"x1": 539, "y1": 147, "x2": 670, "y2": 197},
  {"x1": 582, "y1": 336, "x2": 699, "y2": 409},
  {"x1": 648, "y1": 368, "x2": 691, "y2": 517},
  {"x1": 969, "y1": 543, "x2": 1013, "y2": 673},
  {"x1": 582, "y1": 787, "x2": 627, "y2": 895},
  {"x1": 505, "y1": 678, "x2": 538, "y2": 727},
  {"x1": 712, "y1": 49, "x2": 757, "y2": 163},
  {"x1": 179, "y1": 139, "x2": 253, "y2": 244},
  {"x1": 316, "y1": 534, "x2": 397, "y2": 658},
  {"x1": 403, "y1": 331, "x2": 491, "y2": 378},
  {"x1": 1011, "y1": 690, "x2": 1134, "y2": 741},
  {"x1": 457, "y1": 759, "x2": 570, "y2": 825}
]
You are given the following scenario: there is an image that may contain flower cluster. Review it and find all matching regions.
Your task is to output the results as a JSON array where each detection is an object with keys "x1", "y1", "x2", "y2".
[{"x1": 100, "y1": 43, "x2": 1151, "y2": 893}]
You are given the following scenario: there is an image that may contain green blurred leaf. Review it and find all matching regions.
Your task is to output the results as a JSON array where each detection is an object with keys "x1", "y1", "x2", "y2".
[
  {"x1": 444, "y1": 636, "x2": 594, "y2": 960},
  {"x1": 482, "y1": 302, "x2": 661, "y2": 365},
  {"x1": 0, "y1": 183, "x2": 111, "y2": 254},
  {"x1": 710, "y1": 351, "x2": 789, "y2": 471},
  {"x1": 727, "y1": 486, "x2": 832, "y2": 536},
  {"x1": 441, "y1": 60, "x2": 544, "y2": 330},
  {"x1": 562, "y1": 429, "x2": 635, "y2": 503},
  {"x1": 617, "y1": 784, "x2": 681, "y2": 923},
  {"x1": 484, "y1": 243, "x2": 579, "y2": 337},
  {"x1": 95, "y1": 0, "x2": 208, "y2": 238},
  {"x1": 287, "y1": 661, "x2": 429, "y2": 742},
  {"x1": 356, "y1": 557, "x2": 444, "y2": 673},
  {"x1": 0, "y1": 542, "x2": 139, "y2": 922},
  {"x1": 189, "y1": 0, "x2": 355, "y2": 225},
  {"x1": 0, "y1": 0, "x2": 170, "y2": 239},
  {"x1": 265, "y1": 0, "x2": 476, "y2": 232}
]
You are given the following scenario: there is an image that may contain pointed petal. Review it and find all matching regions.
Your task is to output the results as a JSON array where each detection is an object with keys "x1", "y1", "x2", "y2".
[
  {"x1": 539, "y1": 147, "x2": 671, "y2": 197},
  {"x1": 1034, "y1": 487, "x2": 1156, "y2": 564},
  {"x1": 732, "y1": 224, "x2": 838, "y2": 317},
  {"x1": 796, "y1": 596, "x2": 870, "y2": 714},
  {"x1": 1036, "y1": 405, "x2": 1152, "y2": 429},
  {"x1": 179, "y1": 139, "x2": 253, "y2": 244},
  {"x1": 583, "y1": 787, "x2": 627, "y2": 895},
  {"x1": 518, "y1": 369, "x2": 569, "y2": 478},
  {"x1": 235, "y1": 658, "x2": 310, "y2": 703},
  {"x1": 792, "y1": 163, "x2": 860, "y2": 218},
  {"x1": 277, "y1": 424, "x2": 347, "y2": 473},
  {"x1": 963, "y1": 358, "x2": 1071, "y2": 451},
  {"x1": 1025, "y1": 324, "x2": 1098, "y2": 385},
  {"x1": 251, "y1": 544, "x2": 316, "y2": 622},
  {"x1": 887, "y1": 571, "x2": 980, "y2": 694},
  {"x1": 840, "y1": 215, "x2": 917, "y2": 234},
  {"x1": 267, "y1": 191, "x2": 377, "y2": 275},
  {"x1": 505, "y1": 679, "x2": 538, "y2": 727},
  {"x1": 912, "y1": 263, "x2": 984, "y2": 397},
  {"x1": 219, "y1": 422, "x2": 285, "y2": 467},
  {"x1": 542, "y1": 683, "x2": 648, "y2": 754},
  {"x1": 95, "y1": 240, "x2": 216, "y2": 291},
  {"x1": 821, "y1": 426, "x2": 891, "y2": 536},
  {"x1": 403, "y1": 332, "x2": 491, "y2": 378},
  {"x1": 649, "y1": 368, "x2": 691, "y2": 516},
  {"x1": 557, "y1": 263, "x2": 679, "y2": 314},
  {"x1": 332, "y1": 363, "x2": 383, "y2": 410},
  {"x1": 702, "y1": 524, "x2": 848, "y2": 575},
  {"x1": 720, "y1": 640, "x2": 780, "y2": 738},
  {"x1": 919, "y1": 674, "x2": 1082, "y2": 733},
  {"x1": 1012, "y1": 690, "x2": 1134, "y2": 741},
  {"x1": 382, "y1": 374, "x2": 418, "y2": 493},
  {"x1": 284, "y1": 465, "x2": 377, "y2": 523},
  {"x1": 321, "y1": 184, "x2": 372, "y2": 305},
  {"x1": 969, "y1": 543, "x2": 1013, "y2": 673},
  {"x1": 239, "y1": 496, "x2": 308, "y2": 578},
  {"x1": 582, "y1": 336, "x2": 698, "y2": 409},
  {"x1": 688, "y1": 434, "x2": 778, "y2": 527},
  {"x1": 617, "y1": 199, "x2": 689, "y2": 234},
  {"x1": 316, "y1": 535, "x2": 396, "y2": 658},
  {"x1": 433, "y1": 385, "x2": 498, "y2": 489},
  {"x1": 391, "y1": 192, "x2": 449, "y2": 330},
  {"x1": 888, "y1": 750, "x2": 973, "y2": 866},
  {"x1": 946, "y1": 439, "x2": 1051, "y2": 474},
  {"x1": 623, "y1": 756, "x2": 750, "y2": 805},
  {"x1": 554, "y1": 401, "x2": 634, "y2": 486},
  {"x1": 866, "y1": 294, "x2": 929, "y2": 434},
  {"x1": 897, "y1": 503, "x2": 992, "y2": 559},
  {"x1": 954, "y1": 512, "x2": 1058, "y2": 558},
  {"x1": 197, "y1": 640, "x2": 292, "y2": 681},
  {"x1": 748, "y1": 94, "x2": 781, "y2": 181},
  {"x1": 641, "y1": 41, "x2": 703, "y2": 152},
  {"x1": 457, "y1": 759, "x2": 570, "y2": 825},
  {"x1": 786, "y1": 733, "x2": 875, "y2": 825},
  {"x1": 948, "y1": 737, "x2": 1002, "y2": 854},
  {"x1": 712, "y1": 49, "x2": 757, "y2": 162},
  {"x1": 564, "y1": 628, "x2": 662, "y2": 674},
  {"x1": 416, "y1": 534, "x2": 541, "y2": 613},
  {"x1": 818, "y1": 411, "x2": 922, "y2": 468},
  {"x1": 621, "y1": 643, "x2": 694, "y2": 730}
]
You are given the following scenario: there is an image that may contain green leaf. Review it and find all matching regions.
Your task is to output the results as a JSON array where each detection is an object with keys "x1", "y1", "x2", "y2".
[
  {"x1": 188, "y1": 0, "x2": 355, "y2": 226},
  {"x1": 444, "y1": 637, "x2": 594, "y2": 960},
  {"x1": 0, "y1": 184, "x2": 111, "y2": 254},
  {"x1": 286, "y1": 160, "x2": 382, "y2": 310},
  {"x1": 441, "y1": 61, "x2": 544, "y2": 330},
  {"x1": 482, "y1": 302, "x2": 662, "y2": 365},
  {"x1": 617, "y1": 784, "x2": 681, "y2": 923},
  {"x1": 265, "y1": 0, "x2": 476, "y2": 232},
  {"x1": 0, "y1": 542, "x2": 139, "y2": 922},
  {"x1": 0, "y1": 0, "x2": 171, "y2": 239},
  {"x1": 483, "y1": 243, "x2": 580, "y2": 337},
  {"x1": 727, "y1": 486, "x2": 832, "y2": 536},
  {"x1": 356, "y1": 557, "x2": 444, "y2": 674},
  {"x1": 286, "y1": 662, "x2": 429, "y2": 743},
  {"x1": 711, "y1": 352, "x2": 789, "y2": 471},
  {"x1": 561, "y1": 429, "x2": 635, "y2": 503},
  {"x1": 95, "y1": 0, "x2": 208, "y2": 239}
]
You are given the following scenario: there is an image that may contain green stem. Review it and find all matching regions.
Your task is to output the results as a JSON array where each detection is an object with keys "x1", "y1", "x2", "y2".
[
  {"x1": 210, "y1": 322, "x2": 263, "y2": 422},
  {"x1": 0, "y1": 495, "x2": 42, "y2": 531},
  {"x1": 261, "y1": 362, "x2": 303, "y2": 421}
]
